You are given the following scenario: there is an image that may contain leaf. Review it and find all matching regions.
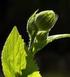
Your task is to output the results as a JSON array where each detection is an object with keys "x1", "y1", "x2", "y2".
[
  {"x1": 21, "y1": 52, "x2": 41, "y2": 77},
  {"x1": 1, "y1": 26, "x2": 27, "y2": 77},
  {"x1": 28, "y1": 71, "x2": 42, "y2": 77}
]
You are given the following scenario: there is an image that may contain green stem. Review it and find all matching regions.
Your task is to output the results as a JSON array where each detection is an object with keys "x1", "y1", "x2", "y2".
[
  {"x1": 28, "y1": 31, "x2": 38, "y2": 54},
  {"x1": 35, "y1": 34, "x2": 70, "y2": 53},
  {"x1": 47, "y1": 34, "x2": 70, "y2": 44}
]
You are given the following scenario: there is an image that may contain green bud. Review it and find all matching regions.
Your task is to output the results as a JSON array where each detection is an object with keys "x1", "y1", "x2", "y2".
[
  {"x1": 35, "y1": 10, "x2": 58, "y2": 31},
  {"x1": 27, "y1": 10, "x2": 58, "y2": 38},
  {"x1": 27, "y1": 10, "x2": 38, "y2": 50},
  {"x1": 35, "y1": 31, "x2": 47, "y2": 41},
  {"x1": 27, "y1": 10, "x2": 58, "y2": 51},
  {"x1": 32, "y1": 31, "x2": 48, "y2": 53},
  {"x1": 27, "y1": 10, "x2": 38, "y2": 38}
]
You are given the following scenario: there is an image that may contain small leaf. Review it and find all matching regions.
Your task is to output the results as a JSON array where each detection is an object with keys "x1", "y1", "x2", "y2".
[
  {"x1": 21, "y1": 52, "x2": 40, "y2": 77},
  {"x1": 1, "y1": 26, "x2": 27, "y2": 77},
  {"x1": 28, "y1": 71, "x2": 42, "y2": 77}
]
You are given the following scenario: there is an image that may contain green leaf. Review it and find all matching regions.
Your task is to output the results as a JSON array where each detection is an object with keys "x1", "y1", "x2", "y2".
[
  {"x1": 21, "y1": 51, "x2": 41, "y2": 77},
  {"x1": 1, "y1": 26, "x2": 27, "y2": 77},
  {"x1": 28, "y1": 71, "x2": 42, "y2": 77}
]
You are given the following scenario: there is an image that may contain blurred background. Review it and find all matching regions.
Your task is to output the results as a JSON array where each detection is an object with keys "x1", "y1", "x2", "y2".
[{"x1": 0, "y1": 0, "x2": 70, "y2": 77}]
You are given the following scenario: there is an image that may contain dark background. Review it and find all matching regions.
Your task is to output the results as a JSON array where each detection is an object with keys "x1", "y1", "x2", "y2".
[{"x1": 0, "y1": 0, "x2": 70, "y2": 77}]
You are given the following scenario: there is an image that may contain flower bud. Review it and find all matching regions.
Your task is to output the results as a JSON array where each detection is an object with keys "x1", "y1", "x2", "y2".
[
  {"x1": 27, "y1": 10, "x2": 58, "y2": 48},
  {"x1": 35, "y1": 10, "x2": 58, "y2": 31},
  {"x1": 32, "y1": 31, "x2": 48, "y2": 53},
  {"x1": 27, "y1": 10, "x2": 38, "y2": 38}
]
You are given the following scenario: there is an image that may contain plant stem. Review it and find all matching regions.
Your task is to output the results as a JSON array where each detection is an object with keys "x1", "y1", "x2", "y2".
[
  {"x1": 47, "y1": 34, "x2": 70, "y2": 44},
  {"x1": 35, "y1": 34, "x2": 70, "y2": 53}
]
